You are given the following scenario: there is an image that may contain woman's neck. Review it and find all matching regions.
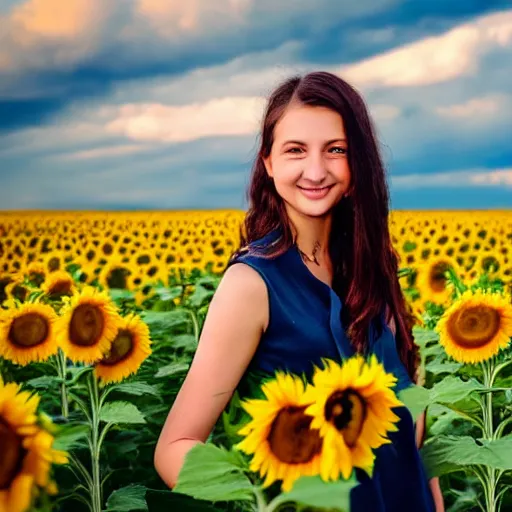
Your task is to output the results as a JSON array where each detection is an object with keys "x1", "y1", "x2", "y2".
[{"x1": 287, "y1": 209, "x2": 332, "y2": 265}]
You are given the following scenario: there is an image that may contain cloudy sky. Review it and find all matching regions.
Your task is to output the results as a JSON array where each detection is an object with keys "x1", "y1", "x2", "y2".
[{"x1": 1, "y1": 0, "x2": 511, "y2": 211}]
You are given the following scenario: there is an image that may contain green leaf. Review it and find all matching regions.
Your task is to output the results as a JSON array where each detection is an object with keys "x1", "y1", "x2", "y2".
[
  {"x1": 430, "y1": 376, "x2": 483, "y2": 403},
  {"x1": 421, "y1": 435, "x2": 512, "y2": 478},
  {"x1": 106, "y1": 484, "x2": 148, "y2": 511},
  {"x1": 400, "y1": 377, "x2": 484, "y2": 420},
  {"x1": 398, "y1": 385, "x2": 431, "y2": 420},
  {"x1": 111, "y1": 382, "x2": 161, "y2": 398},
  {"x1": 174, "y1": 444, "x2": 253, "y2": 502},
  {"x1": 109, "y1": 289, "x2": 135, "y2": 301},
  {"x1": 26, "y1": 376, "x2": 61, "y2": 388},
  {"x1": 425, "y1": 361, "x2": 463, "y2": 375},
  {"x1": 155, "y1": 362, "x2": 189, "y2": 378},
  {"x1": 100, "y1": 402, "x2": 146, "y2": 425},
  {"x1": 153, "y1": 285, "x2": 183, "y2": 301},
  {"x1": 188, "y1": 284, "x2": 213, "y2": 308},
  {"x1": 412, "y1": 327, "x2": 440, "y2": 348},
  {"x1": 172, "y1": 334, "x2": 197, "y2": 352},
  {"x1": 273, "y1": 475, "x2": 356, "y2": 511},
  {"x1": 141, "y1": 309, "x2": 190, "y2": 332},
  {"x1": 53, "y1": 424, "x2": 89, "y2": 451}
]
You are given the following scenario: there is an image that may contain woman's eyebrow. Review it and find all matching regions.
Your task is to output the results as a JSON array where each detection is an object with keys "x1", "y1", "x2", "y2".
[{"x1": 281, "y1": 138, "x2": 347, "y2": 147}]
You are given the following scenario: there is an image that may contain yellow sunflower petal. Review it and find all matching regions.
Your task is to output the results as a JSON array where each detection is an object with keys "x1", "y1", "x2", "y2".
[
  {"x1": 95, "y1": 313, "x2": 152, "y2": 384},
  {"x1": 436, "y1": 289, "x2": 512, "y2": 364}
]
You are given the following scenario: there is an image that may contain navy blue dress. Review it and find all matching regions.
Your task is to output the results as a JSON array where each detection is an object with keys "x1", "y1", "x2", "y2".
[{"x1": 227, "y1": 229, "x2": 435, "y2": 512}]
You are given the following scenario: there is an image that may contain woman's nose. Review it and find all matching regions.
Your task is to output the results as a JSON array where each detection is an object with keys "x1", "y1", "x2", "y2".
[{"x1": 302, "y1": 153, "x2": 328, "y2": 183}]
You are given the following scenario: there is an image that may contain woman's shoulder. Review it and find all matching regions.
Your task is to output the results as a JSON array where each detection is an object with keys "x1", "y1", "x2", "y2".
[{"x1": 229, "y1": 229, "x2": 285, "y2": 266}]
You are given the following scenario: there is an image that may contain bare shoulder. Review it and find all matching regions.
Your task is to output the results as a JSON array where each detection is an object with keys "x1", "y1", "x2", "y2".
[{"x1": 213, "y1": 261, "x2": 269, "y2": 331}]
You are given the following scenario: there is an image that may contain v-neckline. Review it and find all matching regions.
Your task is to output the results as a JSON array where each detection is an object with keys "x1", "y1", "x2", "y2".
[{"x1": 290, "y1": 243, "x2": 335, "y2": 293}]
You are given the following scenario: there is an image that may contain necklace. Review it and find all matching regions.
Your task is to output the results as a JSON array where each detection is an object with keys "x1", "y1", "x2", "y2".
[{"x1": 298, "y1": 240, "x2": 321, "y2": 266}]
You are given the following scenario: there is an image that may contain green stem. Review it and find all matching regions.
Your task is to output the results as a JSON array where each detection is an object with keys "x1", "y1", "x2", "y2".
[
  {"x1": 190, "y1": 309, "x2": 200, "y2": 344},
  {"x1": 88, "y1": 372, "x2": 103, "y2": 512},
  {"x1": 57, "y1": 349, "x2": 69, "y2": 418},
  {"x1": 479, "y1": 359, "x2": 498, "y2": 512}
]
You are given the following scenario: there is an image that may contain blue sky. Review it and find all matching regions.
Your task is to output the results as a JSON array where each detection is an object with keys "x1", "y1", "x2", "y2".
[{"x1": 0, "y1": 0, "x2": 511, "y2": 210}]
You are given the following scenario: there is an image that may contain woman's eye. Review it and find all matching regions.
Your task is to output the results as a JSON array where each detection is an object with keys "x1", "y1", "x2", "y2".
[
  {"x1": 287, "y1": 147, "x2": 303, "y2": 154},
  {"x1": 330, "y1": 147, "x2": 347, "y2": 154}
]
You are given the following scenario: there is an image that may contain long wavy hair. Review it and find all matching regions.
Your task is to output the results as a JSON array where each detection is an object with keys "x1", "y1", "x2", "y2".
[{"x1": 230, "y1": 71, "x2": 419, "y2": 381}]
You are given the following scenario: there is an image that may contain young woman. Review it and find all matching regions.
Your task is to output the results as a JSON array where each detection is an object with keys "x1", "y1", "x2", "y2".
[{"x1": 154, "y1": 71, "x2": 444, "y2": 511}]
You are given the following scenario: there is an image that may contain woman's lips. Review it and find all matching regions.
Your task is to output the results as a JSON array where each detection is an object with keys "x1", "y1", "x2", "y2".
[{"x1": 297, "y1": 184, "x2": 334, "y2": 200}]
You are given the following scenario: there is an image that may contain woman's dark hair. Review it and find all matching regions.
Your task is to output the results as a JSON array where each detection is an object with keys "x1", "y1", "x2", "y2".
[{"x1": 230, "y1": 71, "x2": 419, "y2": 381}]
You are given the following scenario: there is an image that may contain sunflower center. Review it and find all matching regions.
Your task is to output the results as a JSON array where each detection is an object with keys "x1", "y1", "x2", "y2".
[
  {"x1": 50, "y1": 280, "x2": 73, "y2": 296},
  {"x1": 429, "y1": 262, "x2": 449, "y2": 292},
  {"x1": 447, "y1": 305, "x2": 501, "y2": 348},
  {"x1": 267, "y1": 406, "x2": 323, "y2": 464},
  {"x1": 0, "y1": 420, "x2": 24, "y2": 490},
  {"x1": 107, "y1": 268, "x2": 129, "y2": 289},
  {"x1": 8, "y1": 313, "x2": 49, "y2": 347},
  {"x1": 69, "y1": 304, "x2": 105, "y2": 347},
  {"x1": 100, "y1": 329, "x2": 133, "y2": 365},
  {"x1": 324, "y1": 389, "x2": 367, "y2": 447}
]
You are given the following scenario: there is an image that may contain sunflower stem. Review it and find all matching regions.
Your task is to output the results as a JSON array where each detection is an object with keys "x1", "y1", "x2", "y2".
[
  {"x1": 189, "y1": 308, "x2": 200, "y2": 344},
  {"x1": 478, "y1": 359, "x2": 499, "y2": 512},
  {"x1": 87, "y1": 371, "x2": 103, "y2": 512},
  {"x1": 252, "y1": 486, "x2": 271, "y2": 511},
  {"x1": 57, "y1": 349, "x2": 69, "y2": 418}
]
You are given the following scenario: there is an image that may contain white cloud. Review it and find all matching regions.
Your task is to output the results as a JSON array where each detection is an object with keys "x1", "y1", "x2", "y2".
[
  {"x1": 335, "y1": 10, "x2": 512, "y2": 88},
  {"x1": 391, "y1": 168, "x2": 512, "y2": 189},
  {"x1": 105, "y1": 96, "x2": 267, "y2": 142},
  {"x1": 55, "y1": 144, "x2": 153, "y2": 161},
  {"x1": 0, "y1": 0, "x2": 113, "y2": 72},
  {"x1": 435, "y1": 94, "x2": 508, "y2": 119}
]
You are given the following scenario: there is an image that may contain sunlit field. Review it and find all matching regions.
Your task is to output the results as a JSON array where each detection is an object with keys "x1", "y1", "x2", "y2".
[{"x1": 1, "y1": 210, "x2": 511, "y2": 512}]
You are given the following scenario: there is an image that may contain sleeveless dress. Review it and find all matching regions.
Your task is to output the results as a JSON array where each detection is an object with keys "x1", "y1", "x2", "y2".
[{"x1": 227, "y1": 229, "x2": 435, "y2": 512}]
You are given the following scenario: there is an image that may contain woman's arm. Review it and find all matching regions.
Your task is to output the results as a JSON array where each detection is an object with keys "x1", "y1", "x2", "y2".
[
  {"x1": 416, "y1": 413, "x2": 445, "y2": 511},
  {"x1": 154, "y1": 262, "x2": 269, "y2": 488}
]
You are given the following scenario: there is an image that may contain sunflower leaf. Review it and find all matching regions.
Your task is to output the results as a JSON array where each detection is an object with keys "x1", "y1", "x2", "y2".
[
  {"x1": 421, "y1": 435, "x2": 512, "y2": 478},
  {"x1": 155, "y1": 362, "x2": 189, "y2": 378},
  {"x1": 425, "y1": 361, "x2": 463, "y2": 375},
  {"x1": 53, "y1": 424, "x2": 90, "y2": 451},
  {"x1": 173, "y1": 443, "x2": 253, "y2": 502},
  {"x1": 412, "y1": 327, "x2": 440, "y2": 348},
  {"x1": 430, "y1": 376, "x2": 484, "y2": 403},
  {"x1": 110, "y1": 382, "x2": 161, "y2": 399},
  {"x1": 188, "y1": 284, "x2": 213, "y2": 308},
  {"x1": 141, "y1": 309, "x2": 190, "y2": 333},
  {"x1": 100, "y1": 401, "x2": 146, "y2": 424},
  {"x1": 26, "y1": 375, "x2": 62, "y2": 388},
  {"x1": 398, "y1": 385, "x2": 431, "y2": 420},
  {"x1": 272, "y1": 475, "x2": 356, "y2": 511},
  {"x1": 105, "y1": 484, "x2": 148, "y2": 511}
]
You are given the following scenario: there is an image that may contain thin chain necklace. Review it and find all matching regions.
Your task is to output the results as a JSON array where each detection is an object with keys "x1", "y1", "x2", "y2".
[{"x1": 298, "y1": 240, "x2": 321, "y2": 266}]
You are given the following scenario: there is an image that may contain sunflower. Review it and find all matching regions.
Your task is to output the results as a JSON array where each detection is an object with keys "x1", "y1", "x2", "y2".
[
  {"x1": 3, "y1": 273, "x2": 32, "y2": 304},
  {"x1": 41, "y1": 270, "x2": 77, "y2": 299},
  {"x1": 436, "y1": 289, "x2": 512, "y2": 364},
  {"x1": 56, "y1": 286, "x2": 121, "y2": 364},
  {"x1": 98, "y1": 259, "x2": 132, "y2": 290},
  {"x1": 95, "y1": 313, "x2": 152, "y2": 384},
  {"x1": 24, "y1": 262, "x2": 46, "y2": 287},
  {"x1": 0, "y1": 379, "x2": 67, "y2": 512},
  {"x1": 416, "y1": 255, "x2": 460, "y2": 305},
  {"x1": 303, "y1": 355, "x2": 402, "y2": 481},
  {"x1": 0, "y1": 303, "x2": 59, "y2": 365},
  {"x1": 236, "y1": 373, "x2": 328, "y2": 492}
]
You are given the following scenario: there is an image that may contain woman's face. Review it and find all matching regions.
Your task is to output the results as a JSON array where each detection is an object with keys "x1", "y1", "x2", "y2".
[{"x1": 263, "y1": 104, "x2": 351, "y2": 218}]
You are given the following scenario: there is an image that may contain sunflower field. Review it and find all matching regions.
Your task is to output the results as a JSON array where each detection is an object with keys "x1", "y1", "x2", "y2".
[{"x1": 0, "y1": 209, "x2": 511, "y2": 512}]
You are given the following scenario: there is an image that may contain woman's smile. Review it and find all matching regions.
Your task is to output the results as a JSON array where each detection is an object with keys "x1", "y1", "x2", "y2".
[{"x1": 297, "y1": 184, "x2": 334, "y2": 200}]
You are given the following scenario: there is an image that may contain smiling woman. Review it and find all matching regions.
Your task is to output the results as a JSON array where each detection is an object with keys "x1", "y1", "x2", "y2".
[{"x1": 154, "y1": 71, "x2": 444, "y2": 512}]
